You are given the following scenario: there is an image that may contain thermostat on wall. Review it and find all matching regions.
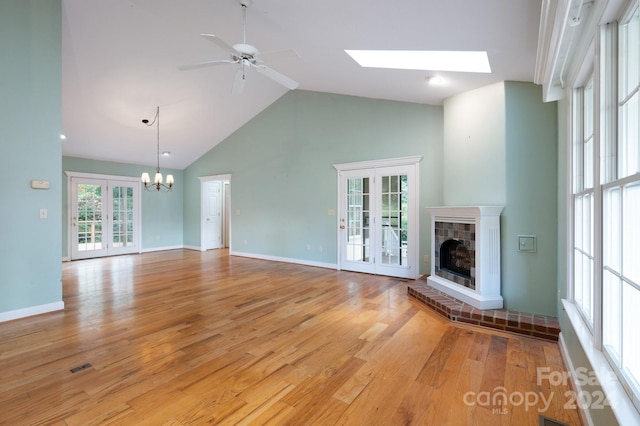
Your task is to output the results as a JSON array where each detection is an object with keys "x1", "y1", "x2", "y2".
[
  {"x1": 31, "y1": 180, "x2": 50, "y2": 190},
  {"x1": 518, "y1": 235, "x2": 536, "y2": 252}
]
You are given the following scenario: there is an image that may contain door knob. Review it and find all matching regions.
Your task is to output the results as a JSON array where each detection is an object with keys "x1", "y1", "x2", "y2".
[{"x1": 339, "y1": 225, "x2": 345, "y2": 229}]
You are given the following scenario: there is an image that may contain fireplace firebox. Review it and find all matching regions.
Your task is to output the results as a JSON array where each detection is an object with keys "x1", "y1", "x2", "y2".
[{"x1": 440, "y1": 239, "x2": 472, "y2": 278}]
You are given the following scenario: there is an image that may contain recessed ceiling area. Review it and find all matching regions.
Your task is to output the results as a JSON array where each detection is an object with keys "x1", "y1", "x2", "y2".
[{"x1": 61, "y1": 0, "x2": 542, "y2": 170}]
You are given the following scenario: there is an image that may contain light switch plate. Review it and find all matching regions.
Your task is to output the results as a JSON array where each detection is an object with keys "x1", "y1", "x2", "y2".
[
  {"x1": 31, "y1": 180, "x2": 50, "y2": 190},
  {"x1": 518, "y1": 235, "x2": 536, "y2": 252}
]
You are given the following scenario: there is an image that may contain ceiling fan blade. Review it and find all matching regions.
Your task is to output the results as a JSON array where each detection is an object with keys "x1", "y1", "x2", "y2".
[
  {"x1": 232, "y1": 68, "x2": 246, "y2": 95},
  {"x1": 200, "y1": 34, "x2": 238, "y2": 55},
  {"x1": 177, "y1": 59, "x2": 236, "y2": 71},
  {"x1": 255, "y1": 65, "x2": 299, "y2": 90},
  {"x1": 258, "y1": 49, "x2": 300, "y2": 61}
]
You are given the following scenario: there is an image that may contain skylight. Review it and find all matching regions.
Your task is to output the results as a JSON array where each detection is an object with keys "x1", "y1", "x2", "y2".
[{"x1": 345, "y1": 50, "x2": 491, "y2": 73}]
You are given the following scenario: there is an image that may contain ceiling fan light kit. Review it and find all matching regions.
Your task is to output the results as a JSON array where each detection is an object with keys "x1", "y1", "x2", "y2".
[{"x1": 178, "y1": 0, "x2": 299, "y2": 95}]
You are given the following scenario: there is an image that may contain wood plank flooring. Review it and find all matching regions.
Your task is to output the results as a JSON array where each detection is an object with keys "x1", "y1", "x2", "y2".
[{"x1": 0, "y1": 249, "x2": 582, "y2": 425}]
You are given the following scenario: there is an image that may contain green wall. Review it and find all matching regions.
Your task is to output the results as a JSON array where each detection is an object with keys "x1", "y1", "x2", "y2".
[
  {"x1": 62, "y1": 157, "x2": 184, "y2": 257},
  {"x1": 443, "y1": 82, "x2": 558, "y2": 316},
  {"x1": 184, "y1": 90, "x2": 444, "y2": 273},
  {"x1": 503, "y1": 81, "x2": 558, "y2": 316},
  {"x1": 0, "y1": 0, "x2": 63, "y2": 314},
  {"x1": 443, "y1": 82, "x2": 506, "y2": 205}
]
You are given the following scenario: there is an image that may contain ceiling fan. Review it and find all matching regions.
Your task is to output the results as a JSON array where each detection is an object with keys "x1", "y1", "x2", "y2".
[{"x1": 178, "y1": 0, "x2": 299, "y2": 95}]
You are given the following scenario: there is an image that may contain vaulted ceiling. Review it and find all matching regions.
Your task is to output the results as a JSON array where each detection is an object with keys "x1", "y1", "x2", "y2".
[{"x1": 61, "y1": 0, "x2": 542, "y2": 169}]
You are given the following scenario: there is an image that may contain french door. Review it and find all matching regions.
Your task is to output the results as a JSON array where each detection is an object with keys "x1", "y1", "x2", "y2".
[
  {"x1": 336, "y1": 158, "x2": 420, "y2": 279},
  {"x1": 69, "y1": 175, "x2": 141, "y2": 260}
]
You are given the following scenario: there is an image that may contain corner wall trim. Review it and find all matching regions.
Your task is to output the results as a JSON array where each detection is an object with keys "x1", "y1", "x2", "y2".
[{"x1": 0, "y1": 301, "x2": 65, "y2": 323}]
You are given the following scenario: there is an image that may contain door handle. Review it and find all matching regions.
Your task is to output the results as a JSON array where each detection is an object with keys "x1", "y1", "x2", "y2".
[{"x1": 339, "y1": 225, "x2": 345, "y2": 229}]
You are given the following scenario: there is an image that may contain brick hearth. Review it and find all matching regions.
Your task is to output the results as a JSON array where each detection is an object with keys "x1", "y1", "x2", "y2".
[{"x1": 408, "y1": 278, "x2": 560, "y2": 341}]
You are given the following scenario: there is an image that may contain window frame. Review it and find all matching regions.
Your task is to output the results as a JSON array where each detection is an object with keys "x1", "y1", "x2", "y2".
[{"x1": 568, "y1": 1, "x2": 640, "y2": 416}]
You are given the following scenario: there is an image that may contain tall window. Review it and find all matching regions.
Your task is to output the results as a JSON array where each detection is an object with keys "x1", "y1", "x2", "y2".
[
  {"x1": 602, "y1": 3, "x2": 640, "y2": 405},
  {"x1": 572, "y1": 1, "x2": 640, "y2": 411},
  {"x1": 572, "y1": 77, "x2": 595, "y2": 327}
]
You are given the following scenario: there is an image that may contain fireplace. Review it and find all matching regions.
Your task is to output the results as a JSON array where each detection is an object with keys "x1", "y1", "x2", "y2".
[{"x1": 426, "y1": 206, "x2": 503, "y2": 310}]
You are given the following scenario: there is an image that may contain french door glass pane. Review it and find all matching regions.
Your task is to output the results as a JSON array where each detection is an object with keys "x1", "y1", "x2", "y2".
[
  {"x1": 77, "y1": 184, "x2": 103, "y2": 252},
  {"x1": 112, "y1": 186, "x2": 135, "y2": 248},
  {"x1": 346, "y1": 177, "x2": 370, "y2": 262},
  {"x1": 380, "y1": 174, "x2": 408, "y2": 266}
]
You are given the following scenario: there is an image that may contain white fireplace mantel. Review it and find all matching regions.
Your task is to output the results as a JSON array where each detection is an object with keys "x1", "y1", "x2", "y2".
[{"x1": 426, "y1": 206, "x2": 504, "y2": 310}]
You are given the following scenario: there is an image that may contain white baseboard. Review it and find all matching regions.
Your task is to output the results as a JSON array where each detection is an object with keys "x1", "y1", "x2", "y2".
[
  {"x1": 230, "y1": 251, "x2": 337, "y2": 270},
  {"x1": 182, "y1": 245, "x2": 202, "y2": 251},
  {"x1": 141, "y1": 245, "x2": 185, "y2": 253},
  {"x1": 0, "y1": 301, "x2": 64, "y2": 323}
]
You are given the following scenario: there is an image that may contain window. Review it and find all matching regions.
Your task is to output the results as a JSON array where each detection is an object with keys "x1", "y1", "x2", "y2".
[
  {"x1": 570, "y1": 2, "x2": 640, "y2": 412},
  {"x1": 572, "y1": 77, "x2": 595, "y2": 327},
  {"x1": 602, "y1": 3, "x2": 640, "y2": 403}
]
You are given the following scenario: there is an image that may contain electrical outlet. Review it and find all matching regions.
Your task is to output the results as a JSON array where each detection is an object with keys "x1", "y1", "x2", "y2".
[{"x1": 423, "y1": 254, "x2": 429, "y2": 263}]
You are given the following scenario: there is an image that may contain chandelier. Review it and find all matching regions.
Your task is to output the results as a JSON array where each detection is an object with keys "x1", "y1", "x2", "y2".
[{"x1": 140, "y1": 106, "x2": 174, "y2": 191}]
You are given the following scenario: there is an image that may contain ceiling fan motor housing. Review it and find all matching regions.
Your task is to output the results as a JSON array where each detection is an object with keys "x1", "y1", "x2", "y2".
[{"x1": 233, "y1": 43, "x2": 259, "y2": 59}]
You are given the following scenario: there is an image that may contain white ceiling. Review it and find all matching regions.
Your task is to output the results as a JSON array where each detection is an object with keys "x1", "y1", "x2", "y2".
[{"x1": 61, "y1": 0, "x2": 542, "y2": 170}]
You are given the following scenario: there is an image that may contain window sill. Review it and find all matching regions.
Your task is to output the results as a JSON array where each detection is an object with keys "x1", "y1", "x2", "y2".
[{"x1": 560, "y1": 299, "x2": 640, "y2": 425}]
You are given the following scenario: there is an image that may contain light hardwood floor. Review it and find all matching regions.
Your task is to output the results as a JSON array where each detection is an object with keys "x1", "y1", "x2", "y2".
[{"x1": 0, "y1": 249, "x2": 581, "y2": 425}]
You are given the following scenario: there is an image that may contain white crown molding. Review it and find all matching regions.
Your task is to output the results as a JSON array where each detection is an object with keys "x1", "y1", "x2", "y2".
[
  {"x1": 535, "y1": 0, "x2": 626, "y2": 102},
  {"x1": 535, "y1": 0, "x2": 573, "y2": 102},
  {"x1": 333, "y1": 155, "x2": 422, "y2": 172}
]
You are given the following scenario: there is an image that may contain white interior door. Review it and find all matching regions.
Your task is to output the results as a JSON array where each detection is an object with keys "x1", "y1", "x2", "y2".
[
  {"x1": 337, "y1": 160, "x2": 419, "y2": 279},
  {"x1": 203, "y1": 180, "x2": 222, "y2": 250},
  {"x1": 200, "y1": 175, "x2": 231, "y2": 251},
  {"x1": 70, "y1": 175, "x2": 140, "y2": 260}
]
